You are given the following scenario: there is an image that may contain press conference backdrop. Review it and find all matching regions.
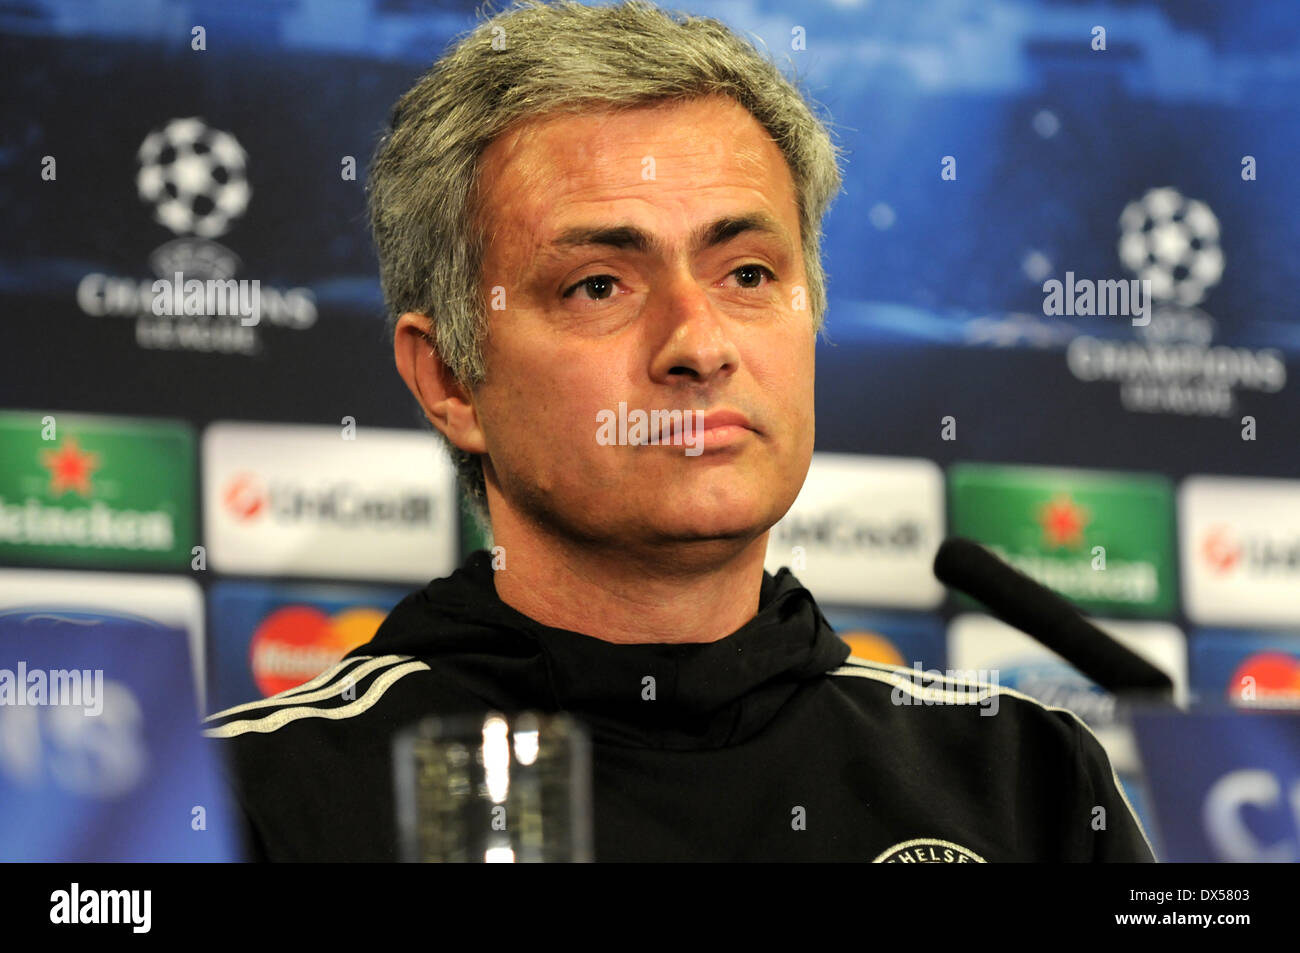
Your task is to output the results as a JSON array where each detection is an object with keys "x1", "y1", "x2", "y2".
[{"x1": 2, "y1": 0, "x2": 1299, "y2": 861}]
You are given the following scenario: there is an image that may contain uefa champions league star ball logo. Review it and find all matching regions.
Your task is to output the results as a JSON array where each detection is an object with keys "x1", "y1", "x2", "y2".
[
  {"x1": 136, "y1": 117, "x2": 251, "y2": 239},
  {"x1": 1117, "y1": 187, "x2": 1224, "y2": 308}
]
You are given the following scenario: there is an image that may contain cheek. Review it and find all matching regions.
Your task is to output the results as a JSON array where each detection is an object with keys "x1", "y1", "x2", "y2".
[
  {"x1": 796, "y1": 331, "x2": 817, "y2": 411},
  {"x1": 754, "y1": 330, "x2": 815, "y2": 419},
  {"x1": 479, "y1": 341, "x2": 627, "y2": 466}
]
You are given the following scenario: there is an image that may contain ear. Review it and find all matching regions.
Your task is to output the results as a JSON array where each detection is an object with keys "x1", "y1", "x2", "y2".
[{"x1": 393, "y1": 312, "x2": 488, "y2": 455}]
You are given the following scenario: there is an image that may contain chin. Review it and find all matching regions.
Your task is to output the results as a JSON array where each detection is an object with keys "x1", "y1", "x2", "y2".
[{"x1": 641, "y1": 494, "x2": 779, "y2": 544}]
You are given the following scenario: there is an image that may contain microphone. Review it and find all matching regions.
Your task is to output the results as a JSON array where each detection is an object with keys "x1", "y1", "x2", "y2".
[{"x1": 933, "y1": 536, "x2": 1174, "y2": 699}]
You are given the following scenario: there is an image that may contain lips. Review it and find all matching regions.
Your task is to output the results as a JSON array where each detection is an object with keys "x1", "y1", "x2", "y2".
[
  {"x1": 698, "y1": 410, "x2": 754, "y2": 433},
  {"x1": 663, "y1": 408, "x2": 755, "y2": 444}
]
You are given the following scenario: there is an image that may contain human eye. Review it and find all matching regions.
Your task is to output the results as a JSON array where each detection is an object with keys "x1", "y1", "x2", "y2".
[
  {"x1": 562, "y1": 273, "x2": 622, "y2": 302},
  {"x1": 724, "y1": 263, "x2": 777, "y2": 290}
]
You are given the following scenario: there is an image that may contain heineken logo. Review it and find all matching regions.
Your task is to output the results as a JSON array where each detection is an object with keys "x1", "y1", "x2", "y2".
[
  {"x1": 41, "y1": 438, "x2": 101, "y2": 497},
  {"x1": 0, "y1": 413, "x2": 195, "y2": 568},
  {"x1": 1, "y1": 435, "x2": 172, "y2": 550},
  {"x1": 1038, "y1": 494, "x2": 1090, "y2": 549},
  {"x1": 0, "y1": 498, "x2": 175, "y2": 550},
  {"x1": 988, "y1": 544, "x2": 1159, "y2": 605},
  {"x1": 950, "y1": 463, "x2": 1176, "y2": 616}
]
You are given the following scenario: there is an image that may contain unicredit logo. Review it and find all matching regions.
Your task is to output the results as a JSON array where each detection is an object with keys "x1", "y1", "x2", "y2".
[
  {"x1": 774, "y1": 512, "x2": 924, "y2": 552},
  {"x1": 1201, "y1": 525, "x2": 1242, "y2": 576},
  {"x1": 220, "y1": 474, "x2": 433, "y2": 527},
  {"x1": 1201, "y1": 526, "x2": 1300, "y2": 577},
  {"x1": 223, "y1": 473, "x2": 267, "y2": 521}
]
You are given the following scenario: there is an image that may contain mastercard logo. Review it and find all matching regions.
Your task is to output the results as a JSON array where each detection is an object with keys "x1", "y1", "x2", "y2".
[
  {"x1": 1228, "y1": 652, "x2": 1300, "y2": 708},
  {"x1": 839, "y1": 630, "x2": 905, "y2": 666},
  {"x1": 249, "y1": 604, "x2": 386, "y2": 696}
]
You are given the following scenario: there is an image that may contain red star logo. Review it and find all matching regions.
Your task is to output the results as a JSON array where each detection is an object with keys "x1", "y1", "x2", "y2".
[
  {"x1": 40, "y1": 437, "x2": 101, "y2": 497},
  {"x1": 1038, "y1": 494, "x2": 1089, "y2": 549}
]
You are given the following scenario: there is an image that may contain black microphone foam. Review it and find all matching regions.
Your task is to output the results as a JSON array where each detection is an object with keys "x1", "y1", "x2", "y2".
[{"x1": 933, "y1": 536, "x2": 1173, "y2": 698}]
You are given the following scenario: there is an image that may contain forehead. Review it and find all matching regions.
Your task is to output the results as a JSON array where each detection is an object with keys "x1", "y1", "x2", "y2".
[{"x1": 473, "y1": 95, "x2": 798, "y2": 244}]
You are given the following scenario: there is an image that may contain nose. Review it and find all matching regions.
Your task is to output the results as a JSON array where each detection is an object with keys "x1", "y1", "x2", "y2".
[{"x1": 647, "y1": 274, "x2": 740, "y2": 387}]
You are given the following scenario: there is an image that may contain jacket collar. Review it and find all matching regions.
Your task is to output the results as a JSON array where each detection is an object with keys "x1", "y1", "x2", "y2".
[{"x1": 357, "y1": 550, "x2": 849, "y2": 750}]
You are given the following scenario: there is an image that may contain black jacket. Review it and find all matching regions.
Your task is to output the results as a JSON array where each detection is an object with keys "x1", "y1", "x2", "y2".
[{"x1": 203, "y1": 550, "x2": 1156, "y2": 862}]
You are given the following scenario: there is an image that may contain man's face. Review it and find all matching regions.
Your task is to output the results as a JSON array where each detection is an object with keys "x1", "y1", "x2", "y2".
[{"x1": 470, "y1": 95, "x2": 816, "y2": 551}]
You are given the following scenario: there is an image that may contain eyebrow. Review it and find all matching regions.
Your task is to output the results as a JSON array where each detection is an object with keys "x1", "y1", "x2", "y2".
[{"x1": 549, "y1": 212, "x2": 793, "y2": 259}]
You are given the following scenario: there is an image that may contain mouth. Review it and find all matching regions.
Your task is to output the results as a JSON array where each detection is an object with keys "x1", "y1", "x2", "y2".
[
  {"x1": 664, "y1": 408, "x2": 757, "y2": 451},
  {"x1": 697, "y1": 410, "x2": 754, "y2": 434}
]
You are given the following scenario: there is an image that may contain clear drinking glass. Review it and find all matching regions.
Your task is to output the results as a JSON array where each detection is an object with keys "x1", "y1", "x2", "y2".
[{"x1": 393, "y1": 711, "x2": 593, "y2": 862}]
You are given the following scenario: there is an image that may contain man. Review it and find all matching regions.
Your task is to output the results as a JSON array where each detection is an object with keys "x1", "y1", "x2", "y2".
[{"x1": 204, "y1": 0, "x2": 1155, "y2": 862}]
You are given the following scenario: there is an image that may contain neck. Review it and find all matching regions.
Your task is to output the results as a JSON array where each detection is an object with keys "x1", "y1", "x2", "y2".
[{"x1": 484, "y1": 501, "x2": 769, "y2": 645}]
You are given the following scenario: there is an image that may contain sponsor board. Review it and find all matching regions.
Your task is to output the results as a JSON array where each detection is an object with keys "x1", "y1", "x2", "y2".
[
  {"x1": 819, "y1": 607, "x2": 946, "y2": 670},
  {"x1": 202, "y1": 421, "x2": 457, "y2": 583},
  {"x1": 1131, "y1": 708, "x2": 1300, "y2": 862},
  {"x1": 1188, "y1": 629, "x2": 1300, "y2": 711},
  {"x1": 948, "y1": 613, "x2": 1186, "y2": 775},
  {"x1": 765, "y1": 454, "x2": 944, "y2": 608},
  {"x1": 207, "y1": 580, "x2": 408, "y2": 713},
  {"x1": 0, "y1": 569, "x2": 205, "y2": 711},
  {"x1": 0, "y1": 608, "x2": 237, "y2": 861},
  {"x1": 949, "y1": 463, "x2": 1176, "y2": 617},
  {"x1": 1180, "y1": 476, "x2": 1300, "y2": 627},
  {"x1": 0, "y1": 412, "x2": 195, "y2": 570}
]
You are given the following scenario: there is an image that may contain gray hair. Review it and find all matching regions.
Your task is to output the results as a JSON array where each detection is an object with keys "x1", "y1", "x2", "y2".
[{"x1": 367, "y1": 0, "x2": 845, "y2": 530}]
